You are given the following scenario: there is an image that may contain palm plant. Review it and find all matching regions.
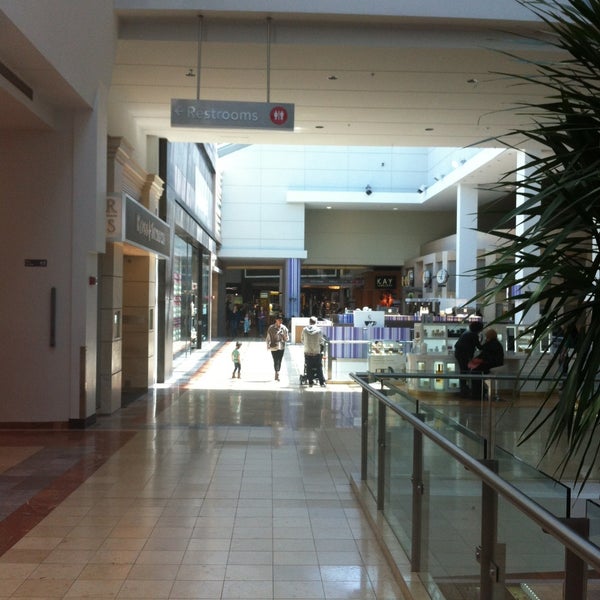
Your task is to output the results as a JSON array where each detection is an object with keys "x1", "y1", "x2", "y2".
[{"x1": 475, "y1": 0, "x2": 600, "y2": 486}]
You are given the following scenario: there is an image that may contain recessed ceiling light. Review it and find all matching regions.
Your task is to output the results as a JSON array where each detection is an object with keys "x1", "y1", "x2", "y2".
[
  {"x1": 328, "y1": 75, "x2": 338, "y2": 80},
  {"x1": 326, "y1": 206, "x2": 332, "y2": 209}
]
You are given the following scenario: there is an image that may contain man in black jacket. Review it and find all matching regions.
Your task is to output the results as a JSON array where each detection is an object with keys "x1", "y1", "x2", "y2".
[{"x1": 454, "y1": 321, "x2": 483, "y2": 397}]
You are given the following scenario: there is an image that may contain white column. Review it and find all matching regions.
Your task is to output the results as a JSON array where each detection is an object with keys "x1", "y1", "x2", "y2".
[
  {"x1": 456, "y1": 184, "x2": 478, "y2": 307},
  {"x1": 515, "y1": 150, "x2": 540, "y2": 326},
  {"x1": 71, "y1": 85, "x2": 108, "y2": 422}
]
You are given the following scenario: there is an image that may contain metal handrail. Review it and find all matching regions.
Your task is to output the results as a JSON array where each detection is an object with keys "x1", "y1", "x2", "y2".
[{"x1": 350, "y1": 371, "x2": 600, "y2": 571}]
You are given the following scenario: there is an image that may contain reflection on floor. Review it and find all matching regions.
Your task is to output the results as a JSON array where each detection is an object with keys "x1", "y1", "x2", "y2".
[
  {"x1": 1, "y1": 339, "x2": 599, "y2": 599},
  {"x1": 0, "y1": 340, "x2": 408, "y2": 599}
]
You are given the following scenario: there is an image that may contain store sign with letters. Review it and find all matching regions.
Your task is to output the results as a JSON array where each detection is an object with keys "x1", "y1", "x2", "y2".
[
  {"x1": 375, "y1": 276, "x2": 396, "y2": 289},
  {"x1": 171, "y1": 99, "x2": 295, "y2": 131},
  {"x1": 106, "y1": 194, "x2": 171, "y2": 258}
]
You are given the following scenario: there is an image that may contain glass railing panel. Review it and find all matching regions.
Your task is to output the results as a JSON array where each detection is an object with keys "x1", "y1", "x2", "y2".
[
  {"x1": 490, "y1": 395, "x2": 566, "y2": 477},
  {"x1": 352, "y1": 375, "x2": 600, "y2": 599},
  {"x1": 417, "y1": 434, "x2": 483, "y2": 598},
  {"x1": 382, "y1": 410, "x2": 414, "y2": 558},
  {"x1": 497, "y1": 494, "x2": 566, "y2": 596},
  {"x1": 365, "y1": 391, "x2": 379, "y2": 499},
  {"x1": 495, "y1": 446, "x2": 569, "y2": 517},
  {"x1": 587, "y1": 499, "x2": 600, "y2": 548},
  {"x1": 379, "y1": 379, "x2": 487, "y2": 460}
]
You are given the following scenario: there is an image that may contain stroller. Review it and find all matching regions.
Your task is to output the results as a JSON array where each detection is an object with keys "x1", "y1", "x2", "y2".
[
  {"x1": 299, "y1": 354, "x2": 322, "y2": 386},
  {"x1": 299, "y1": 338, "x2": 327, "y2": 386}
]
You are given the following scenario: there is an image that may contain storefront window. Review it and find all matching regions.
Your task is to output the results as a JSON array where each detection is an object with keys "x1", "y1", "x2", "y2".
[
  {"x1": 200, "y1": 249, "x2": 211, "y2": 343},
  {"x1": 172, "y1": 235, "x2": 199, "y2": 357}
]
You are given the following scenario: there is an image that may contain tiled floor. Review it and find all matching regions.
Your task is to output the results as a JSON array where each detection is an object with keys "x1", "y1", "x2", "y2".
[{"x1": 0, "y1": 340, "x2": 409, "y2": 599}]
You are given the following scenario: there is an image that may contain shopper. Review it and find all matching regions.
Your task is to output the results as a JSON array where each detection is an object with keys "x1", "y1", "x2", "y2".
[
  {"x1": 301, "y1": 316, "x2": 326, "y2": 387},
  {"x1": 257, "y1": 306, "x2": 267, "y2": 337},
  {"x1": 231, "y1": 341, "x2": 242, "y2": 379},
  {"x1": 231, "y1": 305, "x2": 241, "y2": 336},
  {"x1": 469, "y1": 328, "x2": 504, "y2": 399},
  {"x1": 453, "y1": 321, "x2": 483, "y2": 397},
  {"x1": 266, "y1": 314, "x2": 289, "y2": 381}
]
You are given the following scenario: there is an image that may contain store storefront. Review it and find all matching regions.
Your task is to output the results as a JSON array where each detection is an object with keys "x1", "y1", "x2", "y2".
[
  {"x1": 101, "y1": 137, "x2": 168, "y2": 414},
  {"x1": 158, "y1": 140, "x2": 219, "y2": 375}
]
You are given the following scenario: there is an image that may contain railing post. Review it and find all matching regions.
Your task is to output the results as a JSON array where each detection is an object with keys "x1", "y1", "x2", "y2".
[
  {"x1": 479, "y1": 459, "x2": 505, "y2": 600},
  {"x1": 411, "y1": 413, "x2": 426, "y2": 571},
  {"x1": 561, "y1": 517, "x2": 589, "y2": 599},
  {"x1": 361, "y1": 387, "x2": 369, "y2": 481},
  {"x1": 377, "y1": 399, "x2": 386, "y2": 511}
]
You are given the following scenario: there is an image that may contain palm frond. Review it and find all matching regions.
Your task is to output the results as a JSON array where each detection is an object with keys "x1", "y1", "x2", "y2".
[{"x1": 473, "y1": 0, "x2": 600, "y2": 488}]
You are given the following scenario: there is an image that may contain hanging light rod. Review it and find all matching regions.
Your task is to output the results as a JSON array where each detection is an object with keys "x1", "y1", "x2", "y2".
[
  {"x1": 196, "y1": 14, "x2": 204, "y2": 100},
  {"x1": 266, "y1": 17, "x2": 272, "y2": 103}
]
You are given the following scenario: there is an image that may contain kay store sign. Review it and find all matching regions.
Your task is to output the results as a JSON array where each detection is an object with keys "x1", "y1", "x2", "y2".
[{"x1": 375, "y1": 276, "x2": 396, "y2": 289}]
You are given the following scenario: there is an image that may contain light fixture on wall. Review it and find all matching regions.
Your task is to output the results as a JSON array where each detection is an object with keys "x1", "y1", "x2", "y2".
[
  {"x1": 417, "y1": 185, "x2": 427, "y2": 194},
  {"x1": 365, "y1": 185, "x2": 372, "y2": 196}
]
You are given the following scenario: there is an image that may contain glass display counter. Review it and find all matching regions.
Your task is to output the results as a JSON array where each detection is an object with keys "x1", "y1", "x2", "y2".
[
  {"x1": 412, "y1": 322, "x2": 470, "y2": 354},
  {"x1": 407, "y1": 354, "x2": 460, "y2": 391},
  {"x1": 368, "y1": 341, "x2": 406, "y2": 373}
]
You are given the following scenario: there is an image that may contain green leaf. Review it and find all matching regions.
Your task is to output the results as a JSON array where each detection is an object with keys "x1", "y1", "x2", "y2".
[{"x1": 474, "y1": 0, "x2": 600, "y2": 490}]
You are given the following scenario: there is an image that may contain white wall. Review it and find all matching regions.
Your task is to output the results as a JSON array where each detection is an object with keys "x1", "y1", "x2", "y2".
[
  {"x1": 1, "y1": 1, "x2": 115, "y2": 108},
  {"x1": 0, "y1": 132, "x2": 75, "y2": 421},
  {"x1": 0, "y1": 120, "x2": 108, "y2": 422},
  {"x1": 0, "y1": 1, "x2": 115, "y2": 422},
  {"x1": 220, "y1": 146, "x2": 307, "y2": 259},
  {"x1": 220, "y1": 145, "x2": 433, "y2": 261}
]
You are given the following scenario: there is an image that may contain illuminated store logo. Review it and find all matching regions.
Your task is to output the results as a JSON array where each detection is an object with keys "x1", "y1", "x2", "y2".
[{"x1": 375, "y1": 276, "x2": 396, "y2": 289}]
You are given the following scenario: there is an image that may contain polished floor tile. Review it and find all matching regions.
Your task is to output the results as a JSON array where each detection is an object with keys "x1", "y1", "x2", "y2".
[{"x1": 0, "y1": 340, "x2": 407, "y2": 599}]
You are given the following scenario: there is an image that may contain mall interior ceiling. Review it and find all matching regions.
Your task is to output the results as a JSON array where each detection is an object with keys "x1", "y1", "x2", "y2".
[
  {"x1": 2, "y1": 9, "x2": 558, "y2": 151},
  {"x1": 1, "y1": 7, "x2": 559, "y2": 276}
]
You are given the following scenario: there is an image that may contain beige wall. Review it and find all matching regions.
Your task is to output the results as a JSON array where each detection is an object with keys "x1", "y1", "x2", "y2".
[{"x1": 304, "y1": 209, "x2": 455, "y2": 266}]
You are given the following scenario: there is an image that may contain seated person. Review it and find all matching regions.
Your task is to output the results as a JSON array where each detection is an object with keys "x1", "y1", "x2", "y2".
[{"x1": 470, "y1": 328, "x2": 504, "y2": 399}]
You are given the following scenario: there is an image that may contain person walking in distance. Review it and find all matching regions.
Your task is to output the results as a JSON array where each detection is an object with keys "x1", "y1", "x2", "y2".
[
  {"x1": 231, "y1": 341, "x2": 242, "y2": 379},
  {"x1": 301, "y1": 316, "x2": 326, "y2": 387},
  {"x1": 257, "y1": 306, "x2": 266, "y2": 337},
  {"x1": 266, "y1": 314, "x2": 289, "y2": 381}
]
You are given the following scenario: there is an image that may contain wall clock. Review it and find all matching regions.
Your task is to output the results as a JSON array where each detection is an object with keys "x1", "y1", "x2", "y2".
[
  {"x1": 436, "y1": 268, "x2": 449, "y2": 286},
  {"x1": 422, "y1": 269, "x2": 432, "y2": 286}
]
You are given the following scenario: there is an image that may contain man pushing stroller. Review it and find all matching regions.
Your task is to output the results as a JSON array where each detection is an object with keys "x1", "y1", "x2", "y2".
[{"x1": 301, "y1": 317, "x2": 326, "y2": 387}]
